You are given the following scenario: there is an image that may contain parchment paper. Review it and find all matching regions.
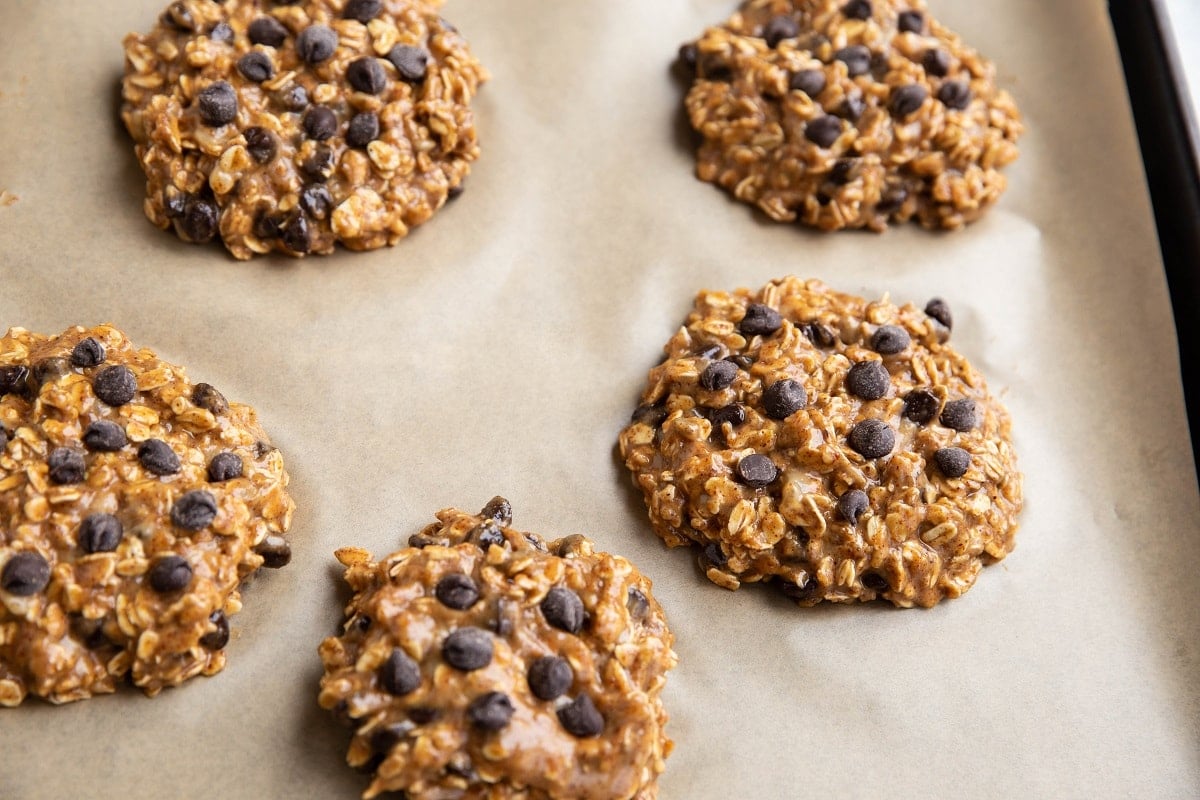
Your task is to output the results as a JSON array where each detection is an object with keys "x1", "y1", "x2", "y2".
[{"x1": 2, "y1": 1, "x2": 1199, "y2": 797}]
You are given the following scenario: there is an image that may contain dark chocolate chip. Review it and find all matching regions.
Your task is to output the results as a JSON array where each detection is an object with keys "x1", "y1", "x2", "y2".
[
  {"x1": 480, "y1": 496, "x2": 512, "y2": 526},
  {"x1": 182, "y1": 197, "x2": 220, "y2": 243},
  {"x1": 208, "y1": 452, "x2": 243, "y2": 482},
  {"x1": 192, "y1": 383, "x2": 229, "y2": 415},
  {"x1": 70, "y1": 615, "x2": 109, "y2": 649},
  {"x1": 163, "y1": 187, "x2": 187, "y2": 219},
  {"x1": 387, "y1": 45, "x2": 429, "y2": 83},
  {"x1": 728, "y1": 354, "x2": 755, "y2": 369},
  {"x1": 876, "y1": 186, "x2": 908, "y2": 213},
  {"x1": 842, "y1": 0, "x2": 872, "y2": 19},
  {"x1": 248, "y1": 16, "x2": 288, "y2": 47},
  {"x1": 209, "y1": 22, "x2": 234, "y2": 43},
  {"x1": 243, "y1": 126, "x2": 277, "y2": 165},
  {"x1": 0, "y1": 365, "x2": 30, "y2": 396},
  {"x1": 922, "y1": 48, "x2": 951, "y2": 77},
  {"x1": 32, "y1": 357, "x2": 71, "y2": 388},
  {"x1": 279, "y1": 84, "x2": 309, "y2": 111},
  {"x1": 2, "y1": 552, "x2": 50, "y2": 596},
  {"x1": 468, "y1": 692, "x2": 515, "y2": 731},
  {"x1": 368, "y1": 721, "x2": 415, "y2": 753},
  {"x1": 473, "y1": 521, "x2": 505, "y2": 549},
  {"x1": 79, "y1": 513, "x2": 123, "y2": 554},
  {"x1": 925, "y1": 298, "x2": 953, "y2": 330},
  {"x1": 442, "y1": 627, "x2": 493, "y2": 671},
  {"x1": 299, "y1": 185, "x2": 333, "y2": 219},
  {"x1": 435, "y1": 573, "x2": 480, "y2": 610},
  {"x1": 528, "y1": 656, "x2": 573, "y2": 701},
  {"x1": 197, "y1": 81, "x2": 237, "y2": 127},
  {"x1": 83, "y1": 420, "x2": 127, "y2": 452},
  {"x1": 805, "y1": 115, "x2": 842, "y2": 148},
  {"x1": 380, "y1": 648, "x2": 421, "y2": 694},
  {"x1": 408, "y1": 707, "x2": 438, "y2": 724},
  {"x1": 789, "y1": 69, "x2": 827, "y2": 97},
  {"x1": 871, "y1": 325, "x2": 911, "y2": 354},
  {"x1": 237, "y1": 51, "x2": 275, "y2": 83},
  {"x1": 354, "y1": 615, "x2": 372, "y2": 633},
  {"x1": 255, "y1": 535, "x2": 291, "y2": 568},
  {"x1": 802, "y1": 322, "x2": 837, "y2": 348},
  {"x1": 558, "y1": 695, "x2": 604, "y2": 738},
  {"x1": 253, "y1": 210, "x2": 283, "y2": 241},
  {"x1": 704, "y1": 542, "x2": 727, "y2": 566},
  {"x1": 700, "y1": 360, "x2": 738, "y2": 391},
  {"x1": 846, "y1": 361, "x2": 890, "y2": 401},
  {"x1": 678, "y1": 43, "x2": 698, "y2": 73},
  {"x1": 296, "y1": 25, "x2": 337, "y2": 63},
  {"x1": 735, "y1": 453, "x2": 778, "y2": 488},
  {"x1": 862, "y1": 571, "x2": 889, "y2": 591},
  {"x1": 898, "y1": 10, "x2": 924, "y2": 33},
  {"x1": 762, "y1": 15, "x2": 799, "y2": 47},
  {"x1": 148, "y1": 555, "x2": 192, "y2": 593},
  {"x1": 697, "y1": 55, "x2": 733, "y2": 82},
  {"x1": 71, "y1": 338, "x2": 106, "y2": 368},
  {"x1": 888, "y1": 84, "x2": 928, "y2": 117},
  {"x1": 303, "y1": 106, "x2": 337, "y2": 140},
  {"x1": 838, "y1": 94, "x2": 866, "y2": 121},
  {"x1": 938, "y1": 80, "x2": 972, "y2": 110},
  {"x1": 837, "y1": 489, "x2": 870, "y2": 524},
  {"x1": 171, "y1": 490, "x2": 217, "y2": 531},
  {"x1": 835, "y1": 45, "x2": 871, "y2": 77},
  {"x1": 493, "y1": 599, "x2": 513, "y2": 637},
  {"x1": 934, "y1": 447, "x2": 971, "y2": 478},
  {"x1": 848, "y1": 419, "x2": 896, "y2": 459},
  {"x1": 762, "y1": 379, "x2": 807, "y2": 419},
  {"x1": 940, "y1": 398, "x2": 976, "y2": 431},
  {"x1": 199, "y1": 610, "x2": 230, "y2": 650},
  {"x1": 541, "y1": 587, "x2": 584, "y2": 634},
  {"x1": 710, "y1": 403, "x2": 746, "y2": 431},
  {"x1": 281, "y1": 213, "x2": 312, "y2": 254},
  {"x1": 162, "y1": 2, "x2": 197, "y2": 32},
  {"x1": 740, "y1": 303, "x2": 783, "y2": 336},
  {"x1": 137, "y1": 439, "x2": 180, "y2": 476},
  {"x1": 346, "y1": 57, "x2": 387, "y2": 94},
  {"x1": 447, "y1": 182, "x2": 465, "y2": 199},
  {"x1": 631, "y1": 403, "x2": 668, "y2": 427},
  {"x1": 343, "y1": 0, "x2": 382, "y2": 23},
  {"x1": 48, "y1": 447, "x2": 85, "y2": 485},
  {"x1": 829, "y1": 159, "x2": 856, "y2": 185},
  {"x1": 346, "y1": 112, "x2": 380, "y2": 148},
  {"x1": 626, "y1": 587, "x2": 650, "y2": 619},
  {"x1": 903, "y1": 389, "x2": 940, "y2": 424}
]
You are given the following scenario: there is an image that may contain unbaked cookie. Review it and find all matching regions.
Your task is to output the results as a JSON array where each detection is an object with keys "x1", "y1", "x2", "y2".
[
  {"x1": 679, "y1": 0, "x2": 1022, "y2": 231},
  {"x1": 0, "y1": 325, "x2": 295, "y2": 705},
  {"x1": 618, "y1": 277, "x2": 1022, "y2": 608},
  {"x1": 121, "y1": 0, "x2": 487, "y2": 258},
  {"x1": 318, "y1": 499, "x2": 676, "y2": 799}
]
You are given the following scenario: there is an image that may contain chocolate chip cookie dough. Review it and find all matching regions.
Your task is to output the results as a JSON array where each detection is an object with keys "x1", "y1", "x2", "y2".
[
  {"x1": 618, "y1": 277, "x2": 1022, "y2": 608},
  {"x1": 318, "y1": 499, "x2": 676, "y2": 799},
  {"x1": 679, "y1": 0, "x2": 1022, "y2": 231},
  {"x1": 0, "y1": 325, "x2": 295, "y2": 705},
  {"x1": 121, "y1": 0, "x2": 487, "y2": 258}
]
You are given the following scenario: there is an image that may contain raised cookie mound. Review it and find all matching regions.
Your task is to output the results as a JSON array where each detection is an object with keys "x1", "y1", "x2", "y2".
[
  {"x1": 121, "y1": 0, "x2": 487, "y2": 258},
  {"x1": 680, "y1": 0, "x2": 1022, "y2": 231},
  {"x1": 318, "y1": 499, "x2": 676, "y2": 799},
  {"x1": 618, "y1": 277, "x2": 1022, "y2": 608},
  {"x1": 0, "y1": 325, "x2": 295, "y2": 705}
]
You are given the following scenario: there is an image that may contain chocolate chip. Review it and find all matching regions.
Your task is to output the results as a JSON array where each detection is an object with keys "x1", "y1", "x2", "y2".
[
  {"x1": 938, "y1": 80, "x2": 972, "y2": 110},
  {"x1": 898, "y1": 10, "x2": 924, "y2": 33},
  {"x1": 862, "y1": 571, "x2": 888, "y2": 591},
  {"x1": 192, "y1": 383, "x2": 228, "y2": 415},
  {"x1": 354, "y1": 615, "x2": 372, "y2": 633},
  {"x1": 236, "y1": 129, "x2": 275, "y2": 168},
  {"x1": 541, "y1": 587, "x2": 585, "y2": 634},
  {"x1": 387, "y1": 45, "x2": 429, "y2": 83},
  {"x1": 443, "y1": 627, "x2": 493, "y2": 671},
  {"x1": 802, "y1": 322, "x2": 837, "y2": 348},
  {"x1": 631, "y1": 403, "x2": 667, "y2": 427},
  {"x1": 762, "y1": 15, "x2": 799, "y2": 47},
  {"x1": 627, "y1": 587, "x2": 650, "y2": 619},
  {"x1": 700, "y1": 360, "x2": 738, "y2": 391},
  {"x1": 835, "y1": 45, "x2": 871, "y2": 77},
  {"x1": 846, "y1": 361, "x2": 890, "y2": 400},
  {"x1": 162, "y1": 2, "x2": 197, "y2": 32},
  {"x1": 70, "y1": 615, "x2": 109, "y2": 649},
  {"x1": 279, "y1": 84, "x2": 309, "y2": 111},
  {"x1": 148, "y1": 555, "x2": 192, "y2": 593},
  {"x1": 255, "y1": 535, "x2": 291, "y2": 568},
  {"x1": 678, "y1": 42, "x2": 698, "y2": 73},
  {"x1": 32, "y1": 357, "x2": 70, "y2": 389},
  {"x1": 925, "y1": 298, "x2": 953, "y2": 330},
  {"x1": 871, "y1": 325, "x2": 911, "y2": 354},
  {"x1": 888, "y1": 84, "x2": 927, "y2": 117},
  {"x1": 728, "y1": 354, "x2": 755, "y2": 369},
  {"x1": 2, "y1": 552, "x2": 50, "y2": 596},
  {"x1": 558, "y1": 695, "x2": 604, "y2": 738},
  {"x1": 300, "y1": 185, "x2": 333, "y2": 219},
  {"x1": 171, "y1": 490, "x2": 217, "y2": 531},
  {"x1": 472, "y1": 521, "x2": 505, "y2": 549},
  {"x1": 528, "y1": 656, "x2": 573, "y2": 701},
  {"x1": 876, "y1": 186, "x2": 908, "y2": 213},
  {"x1": 343, "y1": 0, "x2": 382, "y2": 23},
  {"x1": 200, "y1": 610, "x2": 230, "y2": 650},
  {"x1": 735, "y1": 453, "x2": 778, "y2": 488},
  {"x1": 137, "y1": 439, "x2": 180, "y2": 476},
  {"x1": 237, "y1": 51, "x2": 275, "y2": 83},
  {"x1": 281, "y1": 213, "x2": 311, "y2": 254},
  {"x1": 79, "y1": 513, "x2": 123, "y2": 554},
  {"x1": 94, "y1": 365, "x2": 138, "y2": 408},
  {"x1": 762, "y1": 379, "x2": 807, "y2": 419},
  {"x1": 829, "y1": 159, "x2": 856, "y2": 185},
  {"x1": 197, "y1": 81, "x2": 237, "y2": 127},
  {"x1": 435, "y1": 574, "x2": 480, "y2": 610},
  {"x1": 447, "y1": 182, "x2": 465, "y2": 199},
  {"x1": 842, "y1": 0, "x2": 872, "y2": 19},
  {"x1": 249, "y1": 16, "x2": 288, "y2": 47},
  {"x1": 164, "y1": 187, "x2": 188, "y2": 217},
  {"x1": 368, "y1": 721, "x2": 415, "y2": 753},
  {"x1": 465, "y1": 692, "x2": 514, "y2": 731},
  {"x1": 303, "y1": 106, "x2": 337, "y2": 141},
  {"x1": 347, "y1": 57, "x2": 387, "y2": 94},
  {"x1": 209, "y1": 22, "x2": 234, "y2": 43},
  {"x1": 934, "y1": 447, "x2": 971, "y2": 478},
  {"x1": 346, "y1": 112, "x2": 380, "y2": 148},
  {"x1": 836, "y1": 489, "x2": 870, "y2": 524},
  {"x1": 83, "y1": 420, "x2": 127, "y2": 452},
  {"x1": 296, "y1": 25, "x2": 337, "y2": 63},
  {"x1": 408, "y1": 707, "x2": 438, "y2": 724},
  {"x1": 380, "y1": 648, "x2": 421, "y2": 694},
  {"x1": 182, "y1": 197, "x2": 220, "y2": 243},
  {"x1": 740, "y1": 303, "x2": 783, "y2": 336},
  {"x1": 805, "y1": 115, "x2": 842, "y2": 148},
  {"x1": 940, "y1": 398, "x2": 976, "y2": 431},
  {"x1": 703, "y1": 542, "x2": 727, "y2": 566},
  {"x1": 710, "y1": 403, "x2": 746, "y2": 431},
  {"x1": 922, "y1": 49, "x2": 950, "y2": 77},
  {"x1": 902, "y1": 389, "x2": 939, "y2": 424},
  {"x1": 480, "y1": 496, "x2": 512, "y2": 526},
  {"x1": 788, "y1": 69, "x2": 827, "y2": 98},
  {"x1": 48, "y1": 447, "x2": 85, "y2": 485},
  {"x1": 0, "y1": 365, "x2": 29, "y2": 396},
  {"x1": 71, "y1": 338, "x2": 106, "y2": 368},
  {"x1": 838, "y1": 94, "x2": 866, "y2": 121},
  {"x1": 848, "y1": 419, "x2": 896, "y2": 459},
  {"x1": 208, "y1": 452, "x2": 243, "y2": 482}
]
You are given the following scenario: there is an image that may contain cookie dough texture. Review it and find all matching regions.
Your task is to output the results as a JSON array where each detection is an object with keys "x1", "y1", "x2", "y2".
[
  {"x1": 318, "y1": 500, "x2": 676, "y2": 799},
  {"x1": 618, "y1": 277, "x2": 1022, "y2": 608},
  {"x1": 681, "y1": 0, "x2": 1022, "y2": 231},
  {"x1": 121, "y1": 0, "x2": 487, "y2": 258},
  {"x1": 0, "y1": 325, "x2": 294, "y2": 705}
]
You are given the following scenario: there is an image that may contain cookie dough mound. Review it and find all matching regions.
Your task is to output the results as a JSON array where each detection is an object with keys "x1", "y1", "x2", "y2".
[
  {"x1": 318, "y1": 499, "x2": 676, "y2": 799},
  {"x1": 0, "y1": 325, "x2": 295, "y2": 705},
  {"x1": 680, "y1": 0, "x2": 1022, "y2": 231},
  {"x1": 121, "y1": 0, "x2": 487, "y2": 259},
  {"x1": 618, "y1": 277, "x2": 1022, "y2": 608}
]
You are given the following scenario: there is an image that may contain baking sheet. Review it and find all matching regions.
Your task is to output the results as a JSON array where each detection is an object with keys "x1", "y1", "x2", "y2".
[{"x1": 2, "y1": 0, "x2": 1200, "y2": 797}]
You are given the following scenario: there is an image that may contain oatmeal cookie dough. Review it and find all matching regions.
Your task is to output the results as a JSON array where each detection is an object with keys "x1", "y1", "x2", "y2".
[
  {"x1": 318, "y1": 498, "x2": 676, "y2": 799},
  {"x1": 680, "y1": 0, "x2": 1022, "y2": 231},
  {"x1": 121, "y1": 0, "x2": 487, "y2": 259},
  {"x1": 618, "y1": 277, "x2": 1022, "y2": 608},
  {"x1": 0, "y1": 325, "x2": 295, "y2": 705}
]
